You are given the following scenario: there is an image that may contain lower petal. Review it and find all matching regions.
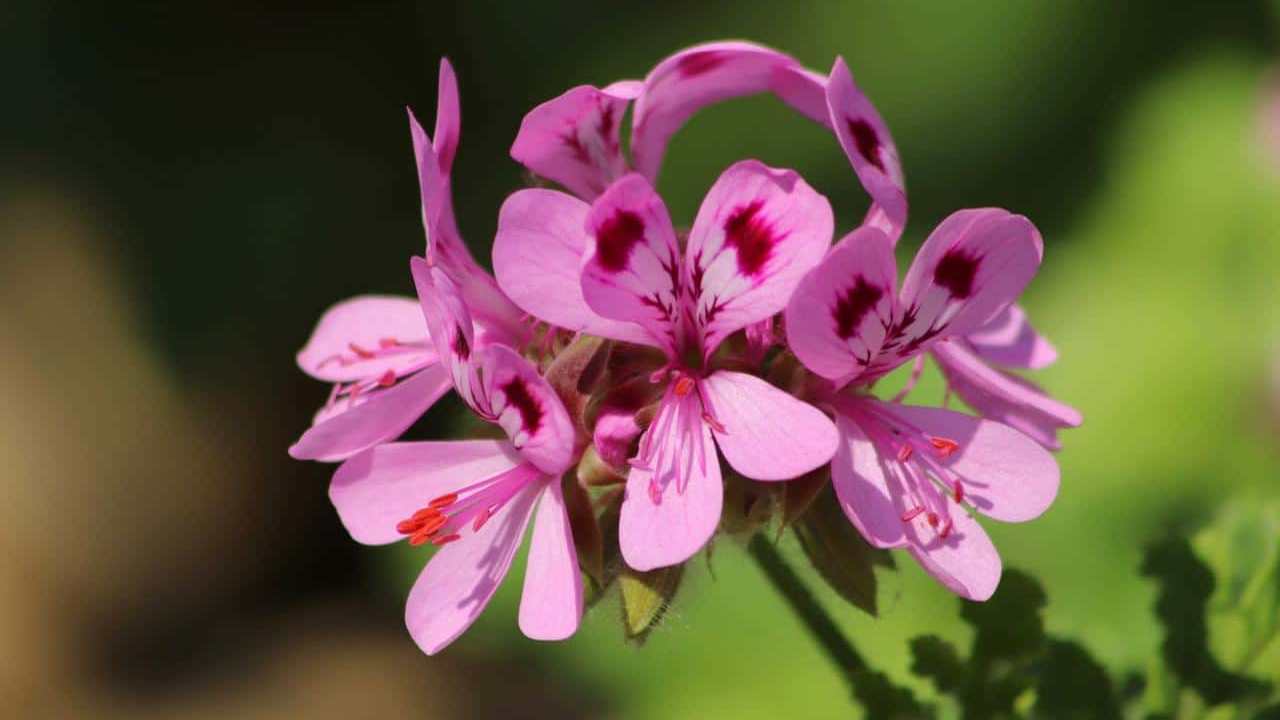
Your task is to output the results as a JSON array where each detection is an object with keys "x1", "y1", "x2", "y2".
[
  {"x1": 519, "y1": 480, "x2": 584, "y2": 641},
  {"x1": 830, "y1": 410, "x2": 907, "y2": 549},
  {"x1": 906, "y1": 510, "x2": 1002, "y2": 602}
]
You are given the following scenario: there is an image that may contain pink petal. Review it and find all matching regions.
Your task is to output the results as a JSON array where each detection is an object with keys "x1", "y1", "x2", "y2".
[
  {"x1": 492, "y1": 189, "x2": 653, "y2": 346},
  {"x1": 475, "y1": 345, "x2": 577, "y2": 476},
  {"x1": 288, "y1": 366, "x2": 452, "y2": 462},
  {"x1": 906, "y1": 509, "x2": 1002, "y2": 601},
  {"x1": 296, "y1": 295, "x2": 436, "y2": 383},
  {"x1": 826, "y1": 57, "x2": 907, "y2": 241},
  {"x1": 411, "y1": 257, "x2": 484, "y2": 409},
  {"x1": 631, "y1": 41, "x2": 829, "y2": 182},
  {"x1": 433, "y1": 59, "x2": 461, "y2": 175},
  {"x1": 964, "y1": 304, "x2": 1058, "y2": 370},
  {"x1": 883, "y1": 209, "x2": 1043, "y2": 367},
  {"x1": 619, "y1": 397, "x2": 722, "y2": 571},
  {"x1": 686, "y1": 160, "x2": 834, "y2": 356},
  {"x1": 784, "y1": 226, "x2": 898, "y2": 384},
  {"x1": 701, "y1": 370, "x2": 837, "y2": 481},
  {"x1": 510, "y1": 84, "x2": 631, "y2": 200},
  {"x1": 518, "y1": 480, "x2": 584, "y2": 641},
  {"x1": 404, "y1": 471, "x2": 542, "y2": 655},
  {"x1": 830, "y1": 409, "x2": 907, "y2": 549},
  {"x1": 932, "y1": 340, "x2": 1081, "y2": 450},
  {"x1": 581, "y1": 173, "x2": 684, "y2": 355},
  {"x1": 877, "y1": 402, "x2": 1060, "y2": 523},
  {"x1": 328, "y1": 439, "x2": 522, "y2": 545}
]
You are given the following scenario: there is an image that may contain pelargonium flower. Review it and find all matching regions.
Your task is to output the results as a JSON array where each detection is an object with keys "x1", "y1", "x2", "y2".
[
  {"x1": 327, "y1": 258, "x2": 582, "y2": 655},
  {"x1": 785, "y1": 214, "x2": 1060, "y2": 600},
  {"x1": 494, "y1": 161, "x2": 839, "y2": 570}
]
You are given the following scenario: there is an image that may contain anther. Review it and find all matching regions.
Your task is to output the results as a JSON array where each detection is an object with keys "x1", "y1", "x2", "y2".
[
  {"x1": 408, "y1": 530, "x2": 433, "y2": 546},
  {"x1": 379, "y1": 337, "x2": 399, "y2": 349},
  {"x1": 674, "y1": 376, "x2": 696, "y2": 397},
  {"x1": 901, "y1": 506, "x2": 925, "y2": 522},
  {"x1": 940, "y1": 518, "x2": 954, "y2": 538},
  {"x1": 429, "y1": 493, "x2": 458, "y2": 509},
  {"x1": 929, "y1": 436, "x2": 960, "y2": 458},
  {"x1": 431, "y1": 533, "x2": 461, "y2": 547},
  {"x1": 377, "y1": 370, "x2": 396, "y2": 388},
  {"x1": 927, "y1": 512, "x2": 939, "y2": 528},
  {"x1": 349, "y1": 342, "x2": 376, "y2": 359},
  {"x1": 897, "y1": 444, "x2": 914, "y2": 462},
  {"x1": 648, "y1": 479, "x2": 663, "y2": 505},
  {"x1": 953, "y1": 481, "x2": 964, "y2": 503}
]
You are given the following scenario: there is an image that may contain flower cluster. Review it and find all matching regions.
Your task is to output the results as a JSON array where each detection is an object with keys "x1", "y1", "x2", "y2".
[{"x1": 290, "y1": 42, "x2": 1080, "y2": 654}]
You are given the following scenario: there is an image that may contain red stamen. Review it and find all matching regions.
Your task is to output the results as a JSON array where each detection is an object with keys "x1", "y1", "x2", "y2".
[
  {"x1": 897, "y1": 444, "x2": 914, "y2": 462},
  {"x1": 396, "y1": 518, "x2": 424, "y2": 535},
  {"x1": 674, "y1": 376, "x2": 696, "y2": 397},
  {"x1": 702, "y1": 412, "x2": 726, "y2": 433},
  {"x1": 940, "y1": 519, "x2": 954, "y2": 538},
  {"x1": 407, "y1": 531, "x2": 433, "y2": 546},
  {"x1": 377, "y1": 370, "x2": 396, "y2": 387},
  {"x1": 472, "y1": 507, "x2": 493, "y2": 532},
  {"x1": 431, "y1": 533, "x2": 461, "y2": 547},
  {"x1": 349, "y1": 342, "x2": 376, "y2": 359},
  {"x1": 648, "y1": 479, "x2": 663, "y2": 505},
  {"x1": 429, "y1": 493, "x2": 458, "y2": 509},
  {"x1": 927, "y1": 512, "x2": 939, "y2": 528},
  {"x1": 411, "y1": 507, "x2": 441, "y2": 522},
  {"x1": 901, "y1": 506, "x2": 925, "y2": 522},
  {"x1": 929, "y1": 436, "x2": 960, "y2": 457},
  {"x1": 379, "y1": 337, "x2": 399, "y2": 349},
  {"x1": 953, "y1": 481, "x2": 964, "y2": 503}
]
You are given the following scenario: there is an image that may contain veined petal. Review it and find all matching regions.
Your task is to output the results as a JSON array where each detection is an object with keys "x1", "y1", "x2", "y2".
[
  {"x1": 476, "y1": 345, "x2": 576, "y2": 476},
  {"x1": 288, "y1": 366, "x2": 451, "y2": 463},
  {"x1": 701, "y1": 370, "x2": 837, "y2": 481},
  {"x1": 631, "y1": 41, "x2": 829, "y2": 182},
  {"x1": 433, "y1": 59, "x2": 461, "y2": 175},
  {"x1": 405, "y1": 472, "x2": 542, "y2": 655},
  {"x1": 964, "y1": 304, "x2": 1058, "y2": 370},
  {"x1": 510, "y1": 84, "x2": 632, "y2": 200},
  {"x1": 830, "y1": 409, "x2": 907, "y2": 549},
  {"x1": 493, "y1": 188, "x2": 654, "y2": 345},
  {"x1": 686, "y1": 160, "x2": 833, "y2": 357},
  {"x1": 619, "y1": 395, "x2": 722, "y2": 570},
  {"x1": 906, "y1": 509, "x2": 1002, "y2": 601},
  {"x1": 880, "y1": 209, "x2": 1043, "y2": 369},
  {"x1": 328, "y1": 439, "x2": 522, "y2": 545},
  {"x1": 876, "y1": 401, "x2": 1060, "y2": 523},
  {"x1": 826, "y1": 57, "x2": 906, "y2": 241},
  {"x1": 932, "y1": 340, "x2": 1081, "y2": 450},
  {"x1": 518, "y1": 480, "x2": 584, "y2": 641},
  {"x1": 411, "y1": 257, "x2": 488, "y2": 414},
  {"x1": 785, "y1": 226, "x2": 897, "y2": 384},
  {"x1": 581, "y1": 173, "x2": 684, "y2": 355},
  {"x1": 296, "y1": 295, "x2": 435, "y2": 383}
]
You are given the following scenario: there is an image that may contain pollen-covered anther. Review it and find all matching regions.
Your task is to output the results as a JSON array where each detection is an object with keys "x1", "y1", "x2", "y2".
[
  {"x1": 348, "y1": 342, "x2": 376, "y2": 359},
  {"x1": 901, "y1": 506, "x2": 925, "y2": 522},
  {"x1": 926, "y1": 512, "x2": 940, "y2": 528},
  {"x1": 378, "y1": 337, "x2": 399, "y2": 349},
  {"x1": 429, "y1": 493, "x2": 458, "y2": 509},
  {"x1": 673, "y1": 376, "x2": 696, "y2": 397},
  {"x1": 377, "y1": 370, "x2": 396, "y2": 387},
  {"x1": 929, "y1": 436, "x2": 960, "y2": 458},
  {"x1": 939, "y1": 518, "x2": 954, "y2": 539},
  {"x1": 952, "y1": 481, "x2": 965, "y2": 503},
  {"x1": 431, "y1": 533, "x2": 462, "y2": 547}
]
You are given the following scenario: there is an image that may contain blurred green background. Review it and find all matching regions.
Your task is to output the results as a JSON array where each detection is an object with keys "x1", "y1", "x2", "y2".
[{"x1": 4, "y1": 2, "x2": 1280, "y2": 717}]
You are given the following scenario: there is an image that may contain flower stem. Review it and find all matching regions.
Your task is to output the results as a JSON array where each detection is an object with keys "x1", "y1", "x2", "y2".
[{"x1": 747, "y1": 533, "x2": 867, "y2": 679}]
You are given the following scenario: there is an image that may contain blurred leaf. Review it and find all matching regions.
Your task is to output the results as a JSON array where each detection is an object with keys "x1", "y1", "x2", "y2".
[
  {"x1": 964, "y1": 569, "x2": 1047, "y2": 666},
  {"x1": 849, "y1": 667, "x2": 935, "y2": 720},
  {"x1": 544, "y1": 335, "x2": 609, "y2": 436},
  {"x1": 792, "y1": 484, "x2": 894, "y2": 617},
  {"x1": 720, "y1": 469, "x2": 773, "y2": 537},
  {"x1": 1254, "y1": 704, "x2": 1280, "y2": 719},
  {"x1": 910, "y1": 635, "x2": 966, "y2": 694},
  {"x1": 619, "y1": 563, "x2": 683, "y2": 643},
  {"x1": 577, "y1": 444, "x2": 626, "y2": 488},
  {"x1": 1032, "y1": 640, "x2": 1121, "y2": 720},
  {"x1": 584, "y1": 488, "x2": 624, "y2": 609},
  {"x1": 1141, "y1": 535, "x2": 1268, "y2": 706},
  {"x1": 777, "y1": 466, "x2": 831, "y2": 530}
]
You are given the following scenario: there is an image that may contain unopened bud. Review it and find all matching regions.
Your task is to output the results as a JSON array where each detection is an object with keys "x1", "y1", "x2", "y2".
[{"x1": 577, "y1": 445, "x2": 627, "y2": 487}]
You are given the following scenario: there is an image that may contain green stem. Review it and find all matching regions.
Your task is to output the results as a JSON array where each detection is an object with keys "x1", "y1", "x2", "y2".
[{"x1": 748, "y1": 533, "x2": 867, "y2": 679}]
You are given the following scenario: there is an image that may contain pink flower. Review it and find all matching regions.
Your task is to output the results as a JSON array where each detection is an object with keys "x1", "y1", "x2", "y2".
[
  {"x1": 785, "y1": 215, "x2": 1060, "y2": 599},
  {"x1": 328, "y1": 258, "x2": 581, "y2": 655},
  {"x1": 495, "y1": 161, "x2": 839, "y2": 570}
]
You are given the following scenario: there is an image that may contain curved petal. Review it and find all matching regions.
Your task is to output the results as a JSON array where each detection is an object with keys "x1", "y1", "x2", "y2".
[
  {"x1": 876, "y1": 402, "x2": 1060, "y2": 523},
  {"x1": 701, "y1": 370, "x2": 837, "y2": 481},
  {"x1": 826, "y1": 57, "x2": 906, "y2": 241},
  {"x1": 964, "y1": 304, "x2": 1058, "y2": 370},
  {"x1": 476, "y1": 345, "x2": 577, "y2": 476},
  {"x1": 785, "y1": 227, "x2": 897, "y2": 384},
  {"x1": 288, "y1": 365, "x2": 452, "y2": 462},
  {"x1": 932, "y1": 340, "x2": 1081, "y2": 450},
  {"x1": 830, "y1": 409, "x2": 907, "y2": 548},
  {"x1": 296, "y1": 295, "x2": 435, "y2": 383},
  {"x1": 630, "y1": 41, "x2": 829, "y2": 182},
  {"x1": 411, "y1": 257, "x2": 484, "y2": 410},
  {"x1": 906, "y1": 510, "x2": 1002, "y2": 602},
  {"x1": 329, "y1": 439, "x2": 522, "y2": 545},
  {"x1": 619, "y1": 400, "x2": 722, "y2": 571},
  {"x1": 492, "y1": 188, "x2": 653, "y2": 345},
  {"x1": 518, "y1": 480, "x2": 584, "y2": 641},
  {"x1": 405, "y1": 474, "x2": 542, "y2": 655},
  {"x1": 581, "y1": 173, "x2": 684, "y2": 355},
  {"x1": 433, "y1": 58, "x2": 461, "y2": 175},
  {"x1": 510, "y1": 84, "x2": 631, "y2": 200},
  {"x1": 880, "y1": 209, "x2": 1043, "y2": 368},
  {"x1": 593, "y1": 407, "x2": 642, "y2": 470},
  {"x1": 686, "y1": 160, "x2": 833, "y2": 356}
]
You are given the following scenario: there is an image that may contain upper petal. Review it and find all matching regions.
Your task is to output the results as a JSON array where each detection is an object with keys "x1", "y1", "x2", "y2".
[
  {"x1": 830, "y1": 409, "x2": 908, "y2": 548},
  {"x1": 328, "y1": 439, "x2": 522, "y2": 545},
  {"x1": 876, "y1": 402, "x2": 1060, "y2": 523},
  {"x1": 826, "y1": 57, "x2": 907, "y2": 241},
  {"x1": 476, "y1": 344, "x2": 577, "y2": 476},
  {"x1": 289, "y1": 366, "x2": 452, "y2": 463},
  {"x1": 701, "y1": 370, "x2": 837, "y2": 481},
  {"x1": 784, "y1": 226, "x2": 898, "y2": 384},
  {"x1": 433, "y1": 58, "x2": 461, "y2": 175},
  {"x1": 630, "y1": 41, "x2": 830, "y2": 182},
  {"x1": 879, "y1": 209, "x2": 1043, "y2": 370},
  {"x1": 518, "y1": 480, "x2": 584, "y2": 641},
  {"x1": 686, "y1": 160, "x2": 834, "y2": 357},
  {"x1": 405, "y1": 472, "x2": 542, "y2": 655},
  {"x1": 296, "y1": 295, "x2": 435, "y2": 383},
  {"x1": 964, "y1": 304, "x2": 1058, "y2": 370},
  {"x1": 581, "y1": 173, "x2": 684, "y2": 355},
  {"x1": 510, "y1": 84, "x2": 632, "y2": 200},
  {"x1": 492, "y1": 188, "x2": 654, "y2": 346}
]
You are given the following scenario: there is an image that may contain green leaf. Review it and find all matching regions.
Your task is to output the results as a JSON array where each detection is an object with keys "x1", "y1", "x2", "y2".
[
  {"x1": 792, "y1": 484, "x2": 895, "y2": 617},
  {"x1": 1032, "y1": 640, "x2": 1122, "y2": 720}
]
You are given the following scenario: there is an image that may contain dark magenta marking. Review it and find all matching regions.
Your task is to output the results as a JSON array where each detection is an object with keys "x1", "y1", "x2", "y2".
[
  {"x1": 846, "y1": 118, "x2": 885, "y2": 173},
  {"x1": 562, "y1": 131, "x2": 590, "y2": 165},
  {"x1": 833, "y1": 277, "x2": 884, "y2": 340},
  {"x1": 597, "y1": 102, "x2": 616, "y2": 141},
  {"x1": 723, "y1": 200, "x2": 777, "y2": 277},
  {"x1": 677, "y1": 51, "x2": 729, "y2": 78},
  {"x1": 501, "y1": 376, "x2": 543, "y2": 435},
  {"x1": 932, "y1": 248, "x2": 981, "y2": 299},
  {"x1": 452, "y1": 328, "x2": 470, "y2": 359},
  {"x1": 596, "y1": 210, "x2": 646, "y2": 272}
]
